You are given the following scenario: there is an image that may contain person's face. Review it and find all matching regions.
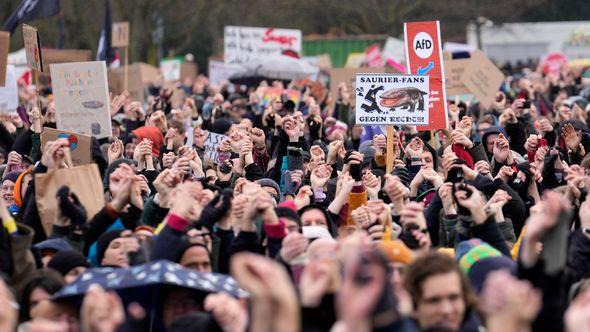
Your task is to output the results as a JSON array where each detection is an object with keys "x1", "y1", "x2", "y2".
[
  {"x1": 559, "y1": 105, "x2": 572, "y2": 120},
  {"x1": 284, "y1": 218, "x2": 301, "y2": 234},
  {"x1": 261, "y1": 186, "x2": 279, "y2": 203},
  {"x1": 64, "y1": 266, "x2": 87, "y2": 284},
  {"x1": 476, "y1": 122, "x2": 491, "y2": 138},
  {"x1": 421, "y1": 151, "x2": 434, "y2": 169},
  {"x1": 163, "y1": 289, "x2": 202, "y2": 327},
  {"x1": 125, "y1": 142, "x2": 136, "y2": 158},
  {"x1": 272, "y1": 100, "x2": 283, "y2": 112},
  {"x1": 0, "y1": 154, "x2": 5, "y2": 165},
  {"x1": 389, "y1": 262, "x2": 407, "y2": 290},
  {"x1": 102, "y1": 236, "x2": 138, "y2": 268},
  {"x1": 352, "y1": 125, "x2": 363, "y2": 139},
  {"x1": 30, "y1": 300, "x2": 79, "y2": 332},
  {"x1": 172, "y1": 131, "x2": 185, "y2": 149},
  {"x1": 485, "y1": 134, "x2": 498, "y2": 154},
  {"x1": 180, "y1": 246, "x2": 212, "y2": 273},
  {"x1": 239, "y1": 119, "x2": 253, "y2": 130},
  {"x1": 1, "y1": 179, "x2": 15, "y2": 205},
  {"x1": 29, "y1": 287, "x2": 51, "y2": 316},
  {"x1": 112, "y1": 125, "x2": 121, "y2": 138},
  {"x1": 415, "y1": 271, "x2": 465, "y2": 332},
  {"x1": 301, "y1": 209, "x2": 328, "y2": 229}
]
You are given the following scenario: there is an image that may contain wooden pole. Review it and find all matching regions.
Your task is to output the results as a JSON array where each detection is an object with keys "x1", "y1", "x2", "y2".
[
  {"x1": 386, "y1": 125, "x2": 395, "y2": 174},
  {"x1": 124, "y1": 46, "x2": 129, "y2": 92}
]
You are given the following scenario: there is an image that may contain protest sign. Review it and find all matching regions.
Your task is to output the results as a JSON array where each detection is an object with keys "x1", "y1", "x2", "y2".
[
  {"x1": 204, "y1": 132, "x2": 228, "y2": 163},
  {"x1": 261, "y1": 88, "x2": 302, "y2": 107},
  {"x1": 365, "y1": 44, "x2": 384, "y2": 67},
  {"x1": 22, "y1": 24, "x2": 43, "y2": 72},
  {"x1": 42, "y1": 49, "x2": 92, "y2": 75},
  {"x1": 355, "y1": 73, "x2": 429, "y2": 125},
  {"x1": 444, "y1": 58, "x2": 471, "y2": 96},
  {"x1": 329, "y1": 67, "x2": 387, "y2": 106},
  {"x1": 460, "y1": 50, "x2": 505, "y2": 109},
  {"x1": 35, "y1": 164, "x2": 105, "y2": 236},
  {"x1": 109, "y1": 62, "x2": 159, "y2": 102},
  {"x1": 160, "y1": 57, "x2": 182, "y2": 81},
  {"x1": 208, "y1": 59, "x2": 242, "y2": 85},
  {"x1": 404, "y1": 21, "x2": 448, "y2": 130},
  {"x1": 0, "y1": 31, "x2": 9, "y2": 87},
  {"x1": 344, "y1": 53, "x2": 366, "y2": 68},
  {"x1": 112, "y1": 22, "x2": 130, "y2": 48},
  {"x1": 224, "y1": 26, "x2": 302, "y2": 65},
  {"x1": 51, "y1": 61, "x2": 112, "y2": 138},
  {"x1": 180, "y1": 61, "x2": 198, "y2": 81},
  {"x1": 41, "y1": 127, "x2": 92, "y2": 166},
  {"x1": 541, "y1": 51, "x2": 568, "y2": 75},
  {"x1": 0, "y1": 65, "x2": 18, "y2": 113},
  {"x1": 382, "y1": 37, "x2": 405, "y2": 64}
]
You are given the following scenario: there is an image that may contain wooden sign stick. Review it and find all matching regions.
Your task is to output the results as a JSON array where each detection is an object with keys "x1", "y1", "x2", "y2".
[
  {"x1": 386, "y1": 125, "x2": 395, "y2": 174},
  {"x1": 124, "y1": 46, "x2": 129, "y2": 92}
]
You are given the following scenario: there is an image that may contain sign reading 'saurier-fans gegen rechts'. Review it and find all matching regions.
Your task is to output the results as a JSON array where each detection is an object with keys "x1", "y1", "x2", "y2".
[{"x1": 355, "y1": 74, "x2": 429, "y2": 125}]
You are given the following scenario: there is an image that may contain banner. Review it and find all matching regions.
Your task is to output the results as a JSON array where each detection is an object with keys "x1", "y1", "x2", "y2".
[
  {"x1": 160, "y1": 57, "x2": 182, "y2": 81},
  {"x1": 41, "y1": 127, "x2": 92, "y2": 166},
  {"x1": 0, "y1": 31, "x2": 9, "y2": 87},
  {"x1": 208, "y1": 59, "x2": 242, "y2": 85},
  {"x1": 51, "y1": 61, "x2": 112, "y2": 138},
  {"x1": 111, "y1": 21, "x2": 130, "y2": 48},
  {"x1": 404, "y1": 21, "x2": 448, "y2": 130},
  {"x1": 224, "y1": 26, "x2": 302, "y2": 65},
  {"x1": 261, "y1": 88, "x2": 302, "y2": 108},
  {"x1": 355, "y1": 74, "x2": 429, "y2": 125},
  {"x1": 204, "y1": 132, "x2": 228, "y2": 163},
  {"x1": 0, "y1": 65, "x2": 18, "y2": 113},
  {"x1": 460, "y1": 50, "x2": 505, "y2": 109},
  {"x1": 23, "y1": 24, "x2": 43, "y2": 72}
]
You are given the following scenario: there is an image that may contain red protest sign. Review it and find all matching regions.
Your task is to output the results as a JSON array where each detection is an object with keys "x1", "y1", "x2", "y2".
[{"x1": 404, "y1": 21, "x2": 448, "y2": 130}]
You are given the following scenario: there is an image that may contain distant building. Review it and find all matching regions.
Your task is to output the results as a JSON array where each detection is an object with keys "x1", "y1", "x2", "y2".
[{"x1": 466, "y1": 21, "x2": 590, "y2": 64}]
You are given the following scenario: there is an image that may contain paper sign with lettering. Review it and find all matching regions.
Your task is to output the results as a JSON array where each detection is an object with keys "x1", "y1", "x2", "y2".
[
  {"x1": 204, "y1": 132, "x2": 228, "y2": 163},
  {"x1": 355, "y1": 74, "x2": 430, "y2": 125},
  {"x1": 41, "y1": 127, "x2": 92, "y2": 166},
  {"x1": 0, "y1": 31, "x2": 9, "y2": 87},
  {"x1": 224, "y1": 26, "x2": 302, "y2": 65},
  {"x1": 0, "y1": 65, "x2": 18, "y2": 113},
  {"x1": 444, "y1": 58, "x2": 471, "y2": 96},
  {"x1": 261, "y1": 88, "x2": 302, "y2": 108},
  {"x1": 404, "y1": 21, "x2": 448, "y2": 130},
  {"x1": 208, "y1": 59, "x2": 242, "y2": 85},
  {"x1": 23, "y1": 24, "x2": 43, "y2": 72},
  {"x1": 51, "y1": 61, "x2": 112, "y2": 138},
  {"x1": 112, "y1": 22, "x2": 130, "y2": 48},
  {"x1": 160, "y1": 57, "x2": 182, "y2": 81},
  {"x1": 460, "y1": 50, "x2": 505, "y2": 109}
]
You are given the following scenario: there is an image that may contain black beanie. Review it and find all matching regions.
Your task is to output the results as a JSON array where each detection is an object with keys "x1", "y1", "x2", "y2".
[
  {"x1": 276, "y1": 206, "x2": 301, "y2": 225},
  {"x1": 47, "y1": 250, "x2": 89, "y2": 276},
  {"x1": 96, "y1": 230, "x2": 123, "y2": 265},
  {"x1": 175, "y1": 238, "x2": 210, "y2": 263},
  {"x1": 210, "y1": 118, "x2": 232, "y2": 135}
]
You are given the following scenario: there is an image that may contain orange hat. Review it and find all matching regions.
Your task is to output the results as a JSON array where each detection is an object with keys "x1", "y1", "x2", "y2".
[
  {"x1": 377, "y1": 240, "x2": 414, "y2": 265},
  {"x1": 13, "y1": 166, "x2": 33, "y2": 208},
  {"x1": 132, "y1": 126, "x2": 164, "y2": 157}
]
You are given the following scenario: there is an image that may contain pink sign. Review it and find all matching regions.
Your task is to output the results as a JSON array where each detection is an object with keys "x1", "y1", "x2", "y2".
[{"x1": 541, "y1": 52, "x2": 568, "y2": 75}]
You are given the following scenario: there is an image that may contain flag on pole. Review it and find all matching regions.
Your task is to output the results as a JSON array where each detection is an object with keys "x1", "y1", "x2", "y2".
[
  {"x1": 3, "y1": 0, "x2": 61, "y2": 34},
  {"x1": 96, "y1": 0, "x2": 115, "y2": 65}
]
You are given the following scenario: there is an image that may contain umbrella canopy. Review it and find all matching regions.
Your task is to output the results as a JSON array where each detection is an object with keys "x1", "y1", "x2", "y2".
[
  {"x1": 53, "y1": 260, "x2": 247, "y2": 300},
  {"x1": 229, "y1": 54, "x2": 319, "y2": 85}
]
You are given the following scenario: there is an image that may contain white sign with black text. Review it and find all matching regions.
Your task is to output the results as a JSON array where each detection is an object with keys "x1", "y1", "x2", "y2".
[
  {"x1": 355, "y1": 74, "x2": 430, "y2": 125},
  {"x1": 224, "y1": 26, "x2": 302, "y2": 65}
]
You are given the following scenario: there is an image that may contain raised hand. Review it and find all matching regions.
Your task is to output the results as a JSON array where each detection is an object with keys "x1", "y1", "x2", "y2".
[
  {"x1": 107, "y1": 139, "x2": 124, "y2": 164},
  {"x1": 81, "y1": 284, "x2": 125, "y2": 332},
  {"x1": 493, "y1": 133, "x2": 512, "y2": 164},
  {"x1": 562, "y1": 123, "x2": 581, "y2": 151}
]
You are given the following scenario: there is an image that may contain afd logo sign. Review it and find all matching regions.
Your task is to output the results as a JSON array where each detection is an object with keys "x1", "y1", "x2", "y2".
[{"x1": 413, "y1": 32, "x2": 433, "y2": 59}]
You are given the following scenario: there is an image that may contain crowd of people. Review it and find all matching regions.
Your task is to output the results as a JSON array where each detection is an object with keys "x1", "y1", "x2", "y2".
[{"x1": 1, "y1": 55, "x2": 590, "y2": 332}]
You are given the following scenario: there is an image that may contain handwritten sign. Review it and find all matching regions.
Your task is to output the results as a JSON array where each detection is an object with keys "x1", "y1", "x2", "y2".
[
  {"x1": 261, "y1": 88, "x2": 302, "y2": 108},
  {"x1": 51, "y1": 61, "x2": 112, "y2": 138},
  {"x1": 460, "y1": 50, "x2": 505, "y2": 109},
  {"x1": 160, "y1": 57, "x2": 182, "y2": 81},
  {"x1": 112, "y1": 22, "x2": 130, "y2": 48},
  {"x1": 0, "y1": 65, "x2": 18, "y2": 113},
  {"x1": 204, "y1": 132, "x2": 228, "y2": 163},
  {"x1": 23, "y1": 24, "x2": 43, "y2": 72},
  {"x1": 0, "y1": 31, "x2": 9, "y2": 87},
  {"x1": 41, "y1": 128, "x2": 92, "y2": 166},
  {"x1": 224, "y1": 26, "x2": 302, "y2": 65},
  {"x1": 444, "y1": 58, "x2": 471, "y2": 96}
]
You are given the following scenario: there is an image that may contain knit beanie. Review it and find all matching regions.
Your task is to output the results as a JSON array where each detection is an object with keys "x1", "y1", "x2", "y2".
[
  {"x1": 132, "y1": 126, "x2": 164, "y2": 157},
  {"x1": 96, "y1": 230, "x2": 123, "y2": 265},
  {"x1": 47, "y1": 250, "x2": 89, "y2": 277}
]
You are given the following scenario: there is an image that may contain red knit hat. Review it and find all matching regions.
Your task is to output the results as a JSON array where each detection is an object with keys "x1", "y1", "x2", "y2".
[{"x1": 132, "y1": 126, "x2": 164, "y2": 158}]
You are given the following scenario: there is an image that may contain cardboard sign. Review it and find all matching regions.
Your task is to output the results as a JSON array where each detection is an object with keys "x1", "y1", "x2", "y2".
[
  {"x1": 329, "y1": 67, "x2": 387, "y2": 106},
  {"x1": 355, "y1": 74, "x2": 429, "y2": 125},
  {"x1": 460, "y1": 50, "x2": 505, "y2": 109},
  {"x1": 180, "y1": 62, "x2": 198, "y2": 81},
  {"x1": 0, "y1": 31, "x2": 9, "y2": 87},
  {"x1": 444, "y1": 58, "x2": 471, "y2": 96},
  {"x1": 108, "y1": 62, "x2": 159, "y2": 102},
  {"x1": 23, "y1": 24, "x2": 43, "y2": 72},
  {"x1": 51, "y1": 61, "x2": 112, "y2": 138},
  {"x1": 160, "y1": 57, "x2": 182, "y2": 81},
  {"x1": 208, "y1": 59, "x2": 242, "y2": 85},
  {"x1": 204, "y1": 132, "x2": 228, "y2": 163},
  {"x1": 404, "y1": 21, "x2": 448, "y2": 130},
  {"x1": 0, "y1": 65, "x2": 18, "y2": 113},
  {"x1": 112, "y1": 22, "x2": 130, "y2": 48},
  {"x1": 261, "y1": 88, "x2": 302, "y2": 107},
  {"x1": 541, "y1": 52, "x2": 568, "y2": 75},
  {"x1": 41, "y1": 127, "x2": 92, "y2": 166},
  {"x1": 42, "y1": 49, "x2": 92, "y2": 75},
  {"x1": 224, "y1": 26, "x2": 302, "y2": 65}
]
